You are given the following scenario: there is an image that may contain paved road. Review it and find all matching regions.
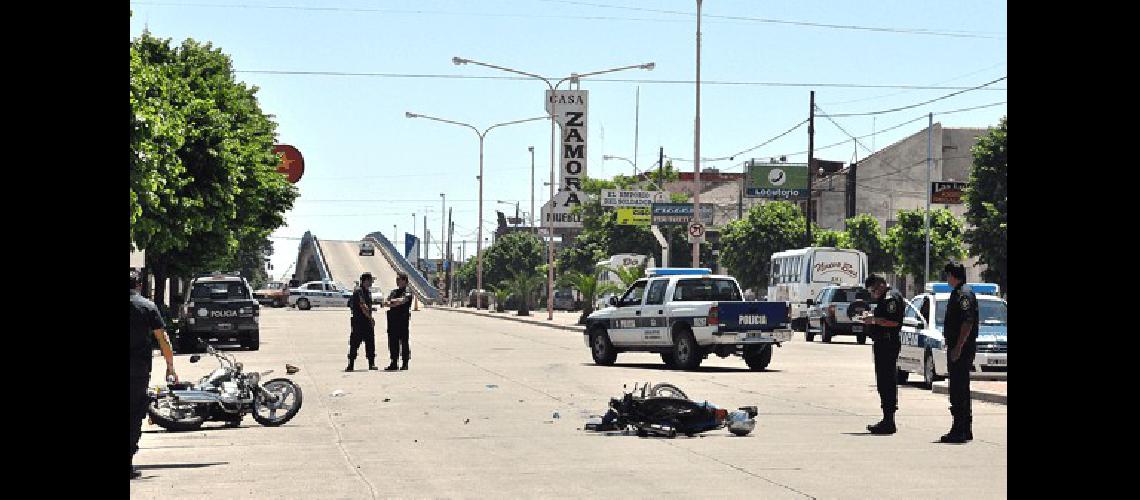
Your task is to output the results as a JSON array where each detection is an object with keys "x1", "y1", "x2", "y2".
[
  {"x1": 320, "y1": 239, "x2": 401, "y2": 293},
  {"x1": 132, "y1": 307, "x2": 1007, "y2": 499}
]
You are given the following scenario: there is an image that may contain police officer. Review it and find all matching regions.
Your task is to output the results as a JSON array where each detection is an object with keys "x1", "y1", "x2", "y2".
[
  {"x1": 130, "y1": 272, "x2": 178, "y2": 479},
  {"x1": 940, "y1": 262, "x2": 978, "y2": 444},
  {"x1": 383, "y1": 273, "x2": 413, "y2": 371},
  {"x1": 345, "y1": 272, "x2": 378, "y2": 371},
  {"x1": 861, "y1": 274, "x2": 905, "y2": 435}
]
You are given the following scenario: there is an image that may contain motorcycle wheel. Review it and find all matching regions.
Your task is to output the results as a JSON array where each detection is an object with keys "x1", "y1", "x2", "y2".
[
  {"x1": 147, "y1": 396, "x2": 205, "y2": 432},
  {"x1": 648, "y1": 383, "x2": 689, "y2": 400},
  {"x1": 252, "y1": 378, "x2": 303, "y2": 427}
]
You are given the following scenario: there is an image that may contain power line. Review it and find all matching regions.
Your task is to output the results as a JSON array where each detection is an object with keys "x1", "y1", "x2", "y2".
[
  {"x1": 233, "y1": 69, "x2": 1007, "y2": 91},
  {"x1": 817, "y1": 77, "x2": 1007, "y2": 118},
  {"x1": 818, "y1": 61, "x2": 1007, "y2": 107},
  {"x1": 132, "y1": 1, "x2": 1007, "y2": 39}
]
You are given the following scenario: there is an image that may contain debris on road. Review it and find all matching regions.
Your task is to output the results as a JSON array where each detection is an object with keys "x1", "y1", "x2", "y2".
[
  {"x1": 382, "y1": 398, "x2": 391, "y2": 402},
  {"x1": 485, "y1": 384, "x2": 499, "y2": 389},
  {"x1": 581, "y1": 382, "x2": 758, "y2": 438},
  {"x1": 331, "y1": 390, "x2": 347, "y2": 397}
]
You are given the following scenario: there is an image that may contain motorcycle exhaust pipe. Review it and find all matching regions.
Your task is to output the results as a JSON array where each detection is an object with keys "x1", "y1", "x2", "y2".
[{"x1": 171, "y1": 390, "x2": 223, "y2": 404}]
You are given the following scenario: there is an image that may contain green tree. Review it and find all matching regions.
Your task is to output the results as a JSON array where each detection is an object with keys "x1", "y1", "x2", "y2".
[
  {"x1": 886, "y1": 208, "x2": 965, "y2": 289},
  {"x1": 558, "y1": 271, "x2": 623, "y2": 324},
  {"x1": 502, "y1": 269, "x2": 545, "y2": 316},
  {"x1": 130, "y1": 33, "x2": 298, "y2": 308},
  {"x1": 609, "y1": 263, "x2": 647, "y2": 288},
  {"x1": 813, "y1": 228, "x2": 849, "y2": 248},
  {"x1": 844, "y1": 214, "x2": 894, "y2": 274},
  {"x1": 964, "y1": 116, "x2": 1007, "y2": 291},
  {"x1": 720, "y1": 201, "x2": 806, "y2": 291},
  {"x1": 481, "y1": 232, "x2": 545, "y2": 291}
]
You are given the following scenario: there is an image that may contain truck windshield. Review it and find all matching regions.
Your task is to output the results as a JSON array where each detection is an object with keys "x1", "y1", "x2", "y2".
[
  {"x1": 191, "y1": 282, "x2": 250, "y2": 301},
  {"x1": 672, "y1": 278, "x2": 742, "y2": 302}
]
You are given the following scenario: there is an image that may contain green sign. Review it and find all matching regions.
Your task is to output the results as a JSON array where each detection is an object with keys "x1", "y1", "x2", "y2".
[{"x1": 745, "y1": 162, "x2": 809, "y2": 198}]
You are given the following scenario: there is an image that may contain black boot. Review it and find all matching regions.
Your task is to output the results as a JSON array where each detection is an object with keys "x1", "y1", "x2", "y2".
[
  {"x1": 400, "y1": 360, "x2": 409, "y2": 371},
  {"x1": 867, "y1": 411, "x2": 896, "y2": 435},
  {"x1": 384, "y1": 361, "x2": 399, "y2": 371},
  {"x1": 940, "y1": 414, "x2": 970, "y2": 443},
  {"x1": 344, "y1": 359, "x2": 355, "y2": 372},
  {"x1": 368, "y1": 358, "x2": 378, "y2": 370}
]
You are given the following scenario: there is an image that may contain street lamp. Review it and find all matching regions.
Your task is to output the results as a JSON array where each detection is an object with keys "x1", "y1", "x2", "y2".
[
  {"x1": 452, "y1": 56, "x2": 655, "y2": 320},
  {"x1": 407, "y1": 111, "x2": 546, "y2": 309},
  {"x1": 528, "y1": 146, "x2": 535, "y2": 231}
]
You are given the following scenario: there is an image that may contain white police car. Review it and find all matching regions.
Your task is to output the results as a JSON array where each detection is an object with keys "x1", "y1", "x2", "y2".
[
  {"x1": 287, "y1": 280, "x2": 353, "y2": 310},
  {"x1": 896, "y1": 282, "x2": 1007, "y2": 389}
]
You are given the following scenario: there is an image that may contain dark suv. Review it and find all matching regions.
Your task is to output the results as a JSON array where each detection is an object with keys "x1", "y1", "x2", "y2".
[
  {"x1": 177, "y1": 274, "x2": 260, "y2": 352},
  {"x1": 806, "y1": 285, "x2": 873, "y2": 344}
]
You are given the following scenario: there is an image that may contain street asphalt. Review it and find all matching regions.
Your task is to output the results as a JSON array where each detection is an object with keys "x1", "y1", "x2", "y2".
[{"x1": 131, "y1": 306, "x2": 1007, "y2": 499}]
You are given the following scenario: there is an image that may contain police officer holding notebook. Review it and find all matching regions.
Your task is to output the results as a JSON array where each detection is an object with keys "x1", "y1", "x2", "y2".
[{"x1": 861, "y1": 274, "x2": 905, "y2": 435}]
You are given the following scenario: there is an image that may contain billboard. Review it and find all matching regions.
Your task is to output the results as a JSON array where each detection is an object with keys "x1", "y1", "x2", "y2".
[
  {"x1": 745, "y1": 161, "x2": 808, "y2": 198},
  {"x1": 601, "y1": 189, "x2": 668, "y2": 208},
  {"x1": 616, "y1": 206, "x2": 651, "y2": 226},
  {"x1": 931, "y1": 181, "x2": 967, "y2": 204},
  {"x1": 651, "y1": 203, "x2": 714, "y2": 225}
]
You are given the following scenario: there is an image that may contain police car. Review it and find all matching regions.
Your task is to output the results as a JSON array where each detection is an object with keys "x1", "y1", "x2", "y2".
[
  {"x1": 177, "y1": 273, "x2": 260, "y2": 352},
  {"x1": 896, "y1": 282, "x2": 1007, "y2": 388},
  {"x1": 584, "y1": 268, "x2": 793, "y2": 371},
  {"x1": 287, "y1": 280, "x2": 354, "y2": 310}
]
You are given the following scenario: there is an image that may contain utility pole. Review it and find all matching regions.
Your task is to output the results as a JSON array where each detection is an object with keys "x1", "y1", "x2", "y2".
[
  {"x1": 422, "y1": 215, "x2": 427, "y2": 274},
  {"x1": 529, "y1": 146, "x2": 535, "y2": 231},
  {"x1": 925, "y1": 113, "x2": 932, "y2": 285},
  {"x1": 692, "y1": 0, "x2": 703, "y2": 268},
  {"x1": 658, "y1": 147, "x2": 664, "y2": 189},
  {"x1": 446, "y1": 209, "x2": 454, "y2": 301},
  {"x1": 634, "y1": 86, "x2": 640, "y2": 178},
  {"x1": 806, "y1": 90, "x2": 815, "y2": 247}
]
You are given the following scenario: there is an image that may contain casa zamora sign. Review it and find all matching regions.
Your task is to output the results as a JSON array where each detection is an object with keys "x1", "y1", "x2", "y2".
[
  {"x1": 546, "y1": 90, "x2": 588, "y2": 213},
  {"x1": 541, "y1": 190, "x2": 584, "y2": 229}
]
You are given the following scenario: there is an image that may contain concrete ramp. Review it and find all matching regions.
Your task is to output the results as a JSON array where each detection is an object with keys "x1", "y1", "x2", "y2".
[{"x1": 317, "y1": 239, "x2": 401, "y2": 294}]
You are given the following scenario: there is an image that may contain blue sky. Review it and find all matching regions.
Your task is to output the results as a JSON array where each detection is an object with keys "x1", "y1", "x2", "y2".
[{"x1": 129, "y1": 0, "x2": 1007, "y2": 279}]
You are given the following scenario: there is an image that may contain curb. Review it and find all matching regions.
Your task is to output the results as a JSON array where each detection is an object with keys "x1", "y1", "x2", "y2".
[
  {"x1": 932, "y1": 381, "x2": 1007, "y2": 405},
  {"x1": 429, "y1": 306, "x2": 586, "y2": 334}
]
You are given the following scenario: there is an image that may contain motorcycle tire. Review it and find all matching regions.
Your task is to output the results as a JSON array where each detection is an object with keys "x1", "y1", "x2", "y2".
[
  {"x1": 147, "y1": 398, "x2": 205, "y2": 432},
  {"x1": 252, "y1": 378, "x2": 304, "y2": 427}
]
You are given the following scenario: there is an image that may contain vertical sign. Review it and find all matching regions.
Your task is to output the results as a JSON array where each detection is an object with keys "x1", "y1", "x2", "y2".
[
  {"x1": 404, "y1": 234, "x2": 420, "y2": 266},
  {"x1": 546, "y1": 90, "x2": 588, "y2": 221}
]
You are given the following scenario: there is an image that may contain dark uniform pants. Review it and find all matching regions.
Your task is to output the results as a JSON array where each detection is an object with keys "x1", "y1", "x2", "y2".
[
  {"x1": 872, "y1": 335, "x2": 901, "y2": 412},
  {"x1": 130, "y1": 375, "x2": 150, "y2": 468},
  {"x1": 947, "y1": 347, "x2": 976, "y2": 420},
  {"x1": 388, "y1": 324, "x2": 410, "y2": 363},
  {"x1": 348, "y1": 319, "x2": 376, "y2": 362}
]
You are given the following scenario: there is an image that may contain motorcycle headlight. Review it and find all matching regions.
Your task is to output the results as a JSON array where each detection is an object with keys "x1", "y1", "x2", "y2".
[{"x1": 726, "y1": 410, "x2": 756, "y2": 436}]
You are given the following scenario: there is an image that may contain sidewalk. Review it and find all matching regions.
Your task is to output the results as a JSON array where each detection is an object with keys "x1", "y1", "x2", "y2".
[
  {"x1": 933, "y1": 378, "x2": 1007, "y2": 405},
  {"x1": 430, "y1": 305, "x2": 586, "y2": 333}
]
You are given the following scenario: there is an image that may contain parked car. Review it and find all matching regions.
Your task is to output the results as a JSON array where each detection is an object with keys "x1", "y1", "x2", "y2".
[
  {"x1": 896, "y1": 282, "x2": 1007, "y2": 388},
  {"x1": 359, "y1": 241, "x2": 375, "y2": 256},
  {"x1": 176, "y1": 273, "x2": 260, "y2": 352},
  {"x1": 253, "y1": 281, "x2": 289, "y2": 307},
  {"x1": 553, "y1": 289, "x2": 577, "y2": 310},
  {"x1": 466, "y1": 289, "x2": 492, "y2": 308},
  {"x1": 806, "y1": 285, "x2": 874, "y2": 344},
  {"x1": 287, "y1": 281, "x2": 353, "y2": 310}
]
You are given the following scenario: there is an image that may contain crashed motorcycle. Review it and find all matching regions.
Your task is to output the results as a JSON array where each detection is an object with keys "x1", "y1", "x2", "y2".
[
  {"x1": 583, "y1": 383, "x2": 758, "y2": 438},
  {"x1": 147, "y1": 342, "x2": 303, "y2": 431}
]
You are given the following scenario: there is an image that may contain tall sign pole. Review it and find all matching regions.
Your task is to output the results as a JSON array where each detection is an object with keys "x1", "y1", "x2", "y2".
[
  {"x1": 692, "y1": 0, "x2": 703, "y2": 268},
  {"x1": 806, "y1": 91, "x2": 815, "y2": 247},
  {"x1": 925, "y1": 113, "x2": 933, "y2": 284}
]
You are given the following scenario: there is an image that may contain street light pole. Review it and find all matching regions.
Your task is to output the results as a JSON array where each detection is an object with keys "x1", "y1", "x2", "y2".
[
  {"x1": 406, "y1": 112, "x2": 547, "y2": 309},
  {"x1": 452, "y1": 56, "x2": 655, "y2": 321},
  {"x1": 693, "y1": 0, "x2": 703, "y2": 268},
  {"x1": 528, "y1": 146, "x2": 535, "y2": 231}
]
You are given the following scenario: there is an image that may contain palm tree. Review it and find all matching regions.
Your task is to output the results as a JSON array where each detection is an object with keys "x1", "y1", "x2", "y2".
[
  {"x1": 559, "y1": 270, "x2": 622, "y2": 325},
  {"x1": 611, "y1": 263, "x2": 647, "y2": 288},
  {"x1": 502, "y1": 270, "x2": 544, "y2": 316},
  {"x1": 489, "y1": 285, "x2": 511, "y2": 313}
]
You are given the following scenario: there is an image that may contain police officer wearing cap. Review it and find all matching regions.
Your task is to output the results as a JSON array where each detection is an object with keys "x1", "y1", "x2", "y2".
[
  {"x1": 383, "y1": 273, "x2": 413, "y2": 371},
  {"x1": 861, "y1": 274, "x2": 905, "y2": 435},
  {"x1": 345, "y1": 272, "x2": 377, "y2": 371},
  {"x1": 940, "y1": 262, "x2": 978, "y2": 443}
]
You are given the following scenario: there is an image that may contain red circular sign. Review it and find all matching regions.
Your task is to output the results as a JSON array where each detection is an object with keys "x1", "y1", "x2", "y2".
[{"x1": 273, "y1": 144, "x2": 305, "y2": 183}]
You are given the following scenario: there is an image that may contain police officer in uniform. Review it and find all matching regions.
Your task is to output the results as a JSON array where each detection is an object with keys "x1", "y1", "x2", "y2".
[
  {"x1": 383, "y1": 273, "x2": 413, "y2": 371},
  {"x1": 130, "y1": 272, "x2": 178, "y2": 479},
  {"x1": 345, "y1": 272, "x2": 378, "y2": 371},
  {"x1": 940, "y1": 262, "x2": 978, "y2": 443},
  {"x1": 861, "y1": 274, "x2": 905, "y2": 435}
]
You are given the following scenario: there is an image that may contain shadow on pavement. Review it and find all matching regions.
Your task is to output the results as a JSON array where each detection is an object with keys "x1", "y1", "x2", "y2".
[
  {"x1": 135, "y1": 462, "x2": 229, "y2": 470},
  {"x1": 580, "y1": 363, "x2": 781, "y2": 373}
]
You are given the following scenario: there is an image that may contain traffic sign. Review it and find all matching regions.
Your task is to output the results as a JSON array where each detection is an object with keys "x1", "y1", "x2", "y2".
[{"x1": 687, "y1": 222, "x2": 705, "y2": 243}]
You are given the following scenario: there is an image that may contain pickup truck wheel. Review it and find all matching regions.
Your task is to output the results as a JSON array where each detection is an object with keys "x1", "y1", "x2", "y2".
[
  {"x1": 243, "y1": 333, "x2": 260, "y2": 351},
  {"x1": 821, "y1": 321, "x2": 833, "y2": 343},
  {"x1": 296, "y1": 298, "x2": 311, "y2": 311},
  {"x1": 590, "y1": 329, "x2": 618, "y2": 366},
  {"x1": 744, "y1": 345, "x2": 772, "y2": 371},
  {"x1": 805, "y1": 326, "x2": 815, "y2": 342},
  {"x1": 857, "y1": 334, "x2": 867, "y2": 344},
  {"x1": 659, "y1": 352, "x2": 677, "y2": 368},
  {"x1": 672, "y1": 329, "x2": 702, "y2": 370}
]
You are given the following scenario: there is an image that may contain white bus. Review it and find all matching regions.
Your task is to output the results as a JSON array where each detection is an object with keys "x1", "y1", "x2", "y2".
[
  {"x1": 593, "y1": 253, "x2": 654, "y2": 311},
  {"x1": 767, "y1": 247, "x2": 868, "y2": 331}
]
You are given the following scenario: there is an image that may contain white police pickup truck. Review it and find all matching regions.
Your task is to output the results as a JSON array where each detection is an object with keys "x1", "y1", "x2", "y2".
[
  {"x1": 584, "y1": 268, "x2": 793, "y2": 371},
  {"x1": 896, "y1": 282, "x2": 1008, "y2": 388}
]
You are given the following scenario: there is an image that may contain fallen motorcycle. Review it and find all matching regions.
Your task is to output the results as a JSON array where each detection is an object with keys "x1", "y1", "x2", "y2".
[
  {"x1": 583, "y1": 383, "x2": 757, "y2": 437},
  {"x1": 147, "y1": 342, "x2": 303, "y2": 431}
]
